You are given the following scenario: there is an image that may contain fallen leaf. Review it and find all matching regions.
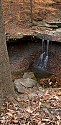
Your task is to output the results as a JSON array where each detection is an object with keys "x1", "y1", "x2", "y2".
[
  {"x1": 39, "y1": 101, "x2": 42, "y2": 108},
  {"x1": 6, "y1": 112, "x2": 12, "y2": 117},
  {"x1": 57, "y1": 92, "x2": 61, "y2": 96},
  {"x1": 43, "y1": 95, "x2": 49, "y2": 101},
  {"x1": 11, "y1": 119, "x2": 18, "y2": 124},
  {"x1": 57, "y1": 104, "x2": 61, "y2": 108},
  {"x1": 54, "y1": 95, "x2": 59, "y2": 100},
  {"x1": 38, "y1": 121, "x2": 41, "y2": 125},
  {"x1": 26, "y1": 107, "x2": 33, "y2": 113},
  {"x1": 0, "y1": 119, "x2": 5, "y2": 124},
  {"x1": 57, "y1": 120, "x2": 60, "y2": 125},
  {"x1": 57, "y1": 115, "x2": 60, "y2": 120},
  {"x1": 42, "y1": 118, "x2": 50, "y2": 122},
  {"x1": 45, "y1": 90, "x2": 49, "y2": 95}
]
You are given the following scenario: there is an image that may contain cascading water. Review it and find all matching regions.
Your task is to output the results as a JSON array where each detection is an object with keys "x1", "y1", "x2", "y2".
[
  {"x1": 35, "y1": 38, "x2": 49, "y2": 69},
  {"x1": 43, "y1": 39, "x2": 49, "y2": 68},
  {"x1": 32, "y1": 35, "x2": 53, "y2": 78}
]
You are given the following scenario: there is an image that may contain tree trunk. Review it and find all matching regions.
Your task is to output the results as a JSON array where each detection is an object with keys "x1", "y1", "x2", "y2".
[
  {"x1": 7, "y1": 0, "x2": 11, "y2": 15},
  {"x1": 0, "y1": 0, "x2": 15, "y2": 109},
  {"x1": 30, "y1": 0, "x2": 33, "y2": 23}
]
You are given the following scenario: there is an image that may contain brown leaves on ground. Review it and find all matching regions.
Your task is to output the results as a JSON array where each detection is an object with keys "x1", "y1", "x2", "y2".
[
  {"x1": 39, "y1": 75, "x2": 61, "y2": 88},
  {"x1": 0, "y1": 86, "x2": 61, "y2": 125}
]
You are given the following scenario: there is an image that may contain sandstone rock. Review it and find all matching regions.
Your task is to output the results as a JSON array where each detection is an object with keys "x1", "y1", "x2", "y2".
[
  {"x1": 23, "y1": 72, "x2": 35, "y2": 79},
  {"x1": 14, "y1": 82, "x2": 25, "y2": 93},
  {"x1": 47, "y1": 22, "x2": 61, "y2": 28},
  {"x1": 56, "y1": 28, "x2": 61, "y2": 32},
  {"x1": 34, "y1": 31, "x2": 52, "y2": 41},
  {"x1": 34, "y1": 32, "x2": 42, "y2": 39},
  {"x1": 14, "y1": 78, "x2": 37, "y2": 88},
  {"x1": 17, "y1": 32, "x2": 23, "y2": 39}
]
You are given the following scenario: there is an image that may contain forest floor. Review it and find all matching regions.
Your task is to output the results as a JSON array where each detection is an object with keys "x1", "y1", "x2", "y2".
[{"x1": 0, "y1": 86, "x2": 61, "y2": 125}]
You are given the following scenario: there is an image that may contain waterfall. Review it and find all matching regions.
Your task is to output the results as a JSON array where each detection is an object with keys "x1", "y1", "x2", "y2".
[
  {"x1": 37, "y1": 52, "x2": 45, "y2": 67},
  {"x1": 35, "y1": 38, "x2": 49, "y2": 69},
  {"x1": 43, "y1": 55, "x2": 48, "y2": 68},
  {"x1": 46, "y1": 40, "x2": 49, "y2": 56},
  {"x1": 43, "y1": 39, "x2": 49, "y2": 68}
]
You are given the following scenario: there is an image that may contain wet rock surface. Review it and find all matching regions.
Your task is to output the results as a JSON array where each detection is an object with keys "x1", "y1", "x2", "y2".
[{"x1": 23, "y1": 72, "x2": 35, "y2": 79}]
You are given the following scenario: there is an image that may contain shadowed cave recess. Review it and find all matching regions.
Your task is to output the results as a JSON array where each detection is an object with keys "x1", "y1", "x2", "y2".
[{"x1": 7, "y1": 35, "x2": 61, "y2": 86}]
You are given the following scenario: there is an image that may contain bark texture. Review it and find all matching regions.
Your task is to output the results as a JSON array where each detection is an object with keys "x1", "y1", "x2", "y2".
[{"x1": 0, "y1": 0, "x2": 15, "y2": 108}]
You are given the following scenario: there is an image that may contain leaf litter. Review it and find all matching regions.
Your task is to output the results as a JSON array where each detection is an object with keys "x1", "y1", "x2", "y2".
[{"x1": 0, "y1": 86, "x2": 61, "y2": 125}]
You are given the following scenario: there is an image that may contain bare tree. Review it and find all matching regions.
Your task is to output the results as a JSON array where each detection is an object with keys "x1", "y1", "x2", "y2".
[
  {"x1": 30, "y1": 0, "x2": 33, "y2": 23},
  {"x1": 7, "y1": 0, "x2": 11, "y2": 15},
  {"x1": 0, "y1": 0, "x2": 15, "y2": 109}
]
